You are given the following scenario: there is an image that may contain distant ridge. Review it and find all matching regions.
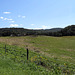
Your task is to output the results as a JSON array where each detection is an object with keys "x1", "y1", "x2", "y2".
[
  {"x1": 44, "y1": 28, "x2": 63, "y2": 32},
  {"x1": 0, "y1": 25, "x2": 75, "y2": 36}
]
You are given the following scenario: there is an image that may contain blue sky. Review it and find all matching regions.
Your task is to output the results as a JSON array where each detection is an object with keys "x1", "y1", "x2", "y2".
[{"x1": 0, "y1": 0, "x2": 75, "y2": 29}]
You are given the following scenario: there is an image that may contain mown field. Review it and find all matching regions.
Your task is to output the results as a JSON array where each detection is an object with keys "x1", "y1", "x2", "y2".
[{"x1": 0, "y1": 36, "x2": 75, "y2": 75}]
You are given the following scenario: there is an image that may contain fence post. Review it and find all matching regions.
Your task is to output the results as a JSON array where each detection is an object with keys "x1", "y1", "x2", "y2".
[
  {"x1": 27, "y1": 48, "x2": 29, "y2": 60},
  {"x1": 5, "y1": 45, "x2": 6, "y2": 54}
]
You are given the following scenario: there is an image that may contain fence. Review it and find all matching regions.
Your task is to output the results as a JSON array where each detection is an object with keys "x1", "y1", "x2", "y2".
[{"x1": 0, "y1": 44, "x2": 29, "y2": 63}]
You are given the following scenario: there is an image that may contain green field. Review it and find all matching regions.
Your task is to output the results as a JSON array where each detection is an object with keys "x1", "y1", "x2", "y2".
[{"x1": 0, "y1": 36, "x2": 75, "y2": 75}]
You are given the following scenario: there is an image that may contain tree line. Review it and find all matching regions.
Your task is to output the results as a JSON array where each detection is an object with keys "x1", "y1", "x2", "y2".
[{"x1": 0, "y1": 25, "x2": 75, "y2": 37}]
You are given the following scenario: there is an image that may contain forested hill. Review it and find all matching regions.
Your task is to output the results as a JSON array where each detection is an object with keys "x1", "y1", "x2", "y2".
[
  {"x1": 0, "y1": 27, "x2": 62, "y2": 36},
  {"x1": 44, "y1": 28, "x2": 63, "y2": 32},
  {"x1": 0, "y1": 25, "x2": 75, "y2": 36}
]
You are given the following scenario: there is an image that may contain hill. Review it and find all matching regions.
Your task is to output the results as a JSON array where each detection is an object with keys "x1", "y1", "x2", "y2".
[
  {"x1": 45, "y1": 28, "x2": 63, "y2": 32},
  {"x1": 0, "y1": 25, "x2": 75, "y2": 36},
  {"x1": 61, "y1": 25, "x2": 75, "y2": 36}
]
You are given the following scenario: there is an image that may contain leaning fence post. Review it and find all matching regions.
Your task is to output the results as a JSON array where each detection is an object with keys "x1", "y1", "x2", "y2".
[
  {"x1": 5, "y1": 45, "x2": 6, "y2": 54},
  {"x1": 27, "y1": 48, "x2": 29, "y2": 60}
]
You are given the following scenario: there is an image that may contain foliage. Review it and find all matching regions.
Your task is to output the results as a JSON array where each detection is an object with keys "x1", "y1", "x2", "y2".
[{"x1": 31, "y1": 56, "x2": 75, "y2": 75}]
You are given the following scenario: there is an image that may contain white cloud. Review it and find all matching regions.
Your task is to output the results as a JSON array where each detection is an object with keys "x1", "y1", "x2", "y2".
[
  {"x1": 10, "y1": 24, "x2": 19, "y2": 27},
  {"x1": 0, "y1": 17, "x2": 13, "y2": 21},
  {"x1": 7, "y1": 19, "x2": 13, "y2": 21},
  {"x1": 0, "y1": 17, "x2": 4, "y2": 19},
  {"x1": 31, "y1": 25, "x2": 51, "y2": 29},
  {"x1": 31, "y1": 24, "x2": 35, "y2": 26},
  {"x1": 42, "y1": 25, "x2": 48, "y2": 29},
  {"x1": 4, "y1": 18, "x2": 8, "y2": 20},
  {"x1": 18, "y1": 15, "x2": 26, "y2": 18},
  {"x1": 33, "y1": 28, "x2": 42, "y2": 30},
  {"x1": 3, "y1": 12, "x2": 11, "y2": 14},
  {"x1": 22, "y1": 16, "x2": 26, "y2": 18},
  {"x1": 11, "y1": 21, "x2": 15, "y2": 23},
  {"x1": 0, "y1": 16, "x2": 14, "y2": 23}
]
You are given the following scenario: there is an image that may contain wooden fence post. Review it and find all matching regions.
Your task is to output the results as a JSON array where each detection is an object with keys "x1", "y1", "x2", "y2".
[{"x1": 27, "y1": 48, "x2": 29, "y2": 60}]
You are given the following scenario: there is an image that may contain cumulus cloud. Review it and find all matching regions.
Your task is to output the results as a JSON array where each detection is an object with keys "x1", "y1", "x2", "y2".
[
  {"x1": 0, "y1": 17, "x2": 4, "y2": 19},
  {"x1": 3, "y1": 12, "x2": 11, "y2": 14},
  {"x1": 10, "y1": 24, "x2": 19, "y2": 27}
]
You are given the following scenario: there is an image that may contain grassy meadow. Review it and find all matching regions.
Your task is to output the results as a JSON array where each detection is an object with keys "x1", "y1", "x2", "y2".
[{"x1": 0, "y1": 36, "x2": 75, "y2": 75}]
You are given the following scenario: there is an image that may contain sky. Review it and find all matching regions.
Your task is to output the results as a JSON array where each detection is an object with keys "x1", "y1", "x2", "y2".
[{"x1": 0, "y1": 0, "x2": 75, "y2": 29}]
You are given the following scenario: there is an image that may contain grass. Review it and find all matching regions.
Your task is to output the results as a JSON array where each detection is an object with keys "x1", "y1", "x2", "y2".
[
  {"x1": 0, "y1": 44, "x2": 51, "y2": 75},
  {"x1": 0, "y1": 36, "x2": 75, "y2": 75},
  {"x1": 0, "y1": 57, "x2": 49, "y2": 75},
  {"x1": 27, "y1": 36, "x2": 75, "y2": 63}
]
